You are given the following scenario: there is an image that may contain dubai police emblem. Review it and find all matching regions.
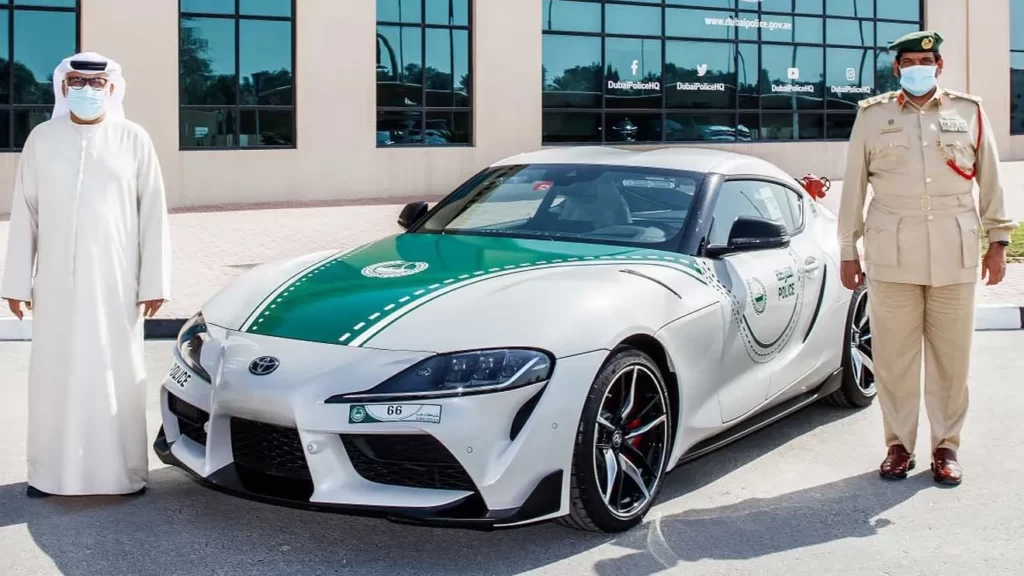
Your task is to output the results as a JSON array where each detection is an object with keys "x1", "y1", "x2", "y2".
[
  {"x1": 361, "y1": 260, "x2": 429, "y2": 279},
  {"x1": 921, "y1": 37, "x2": 934, "y2": 50},
  {"x1": 747, "y1": 278, "x2": 769, "y2": 315}
]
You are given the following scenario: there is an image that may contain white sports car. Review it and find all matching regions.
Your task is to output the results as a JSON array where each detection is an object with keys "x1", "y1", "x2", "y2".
[{"x1": 155, "y1": 147, "x2": 875, "y2": 533}]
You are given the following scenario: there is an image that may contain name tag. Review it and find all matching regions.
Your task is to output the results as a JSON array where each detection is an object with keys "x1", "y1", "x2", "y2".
[
  {"x1": 879, "y1": 126, "x2": 903, "y2": 135},
  {"x1": 939, "y1": 117, "x2": 969, "y2": 133}
]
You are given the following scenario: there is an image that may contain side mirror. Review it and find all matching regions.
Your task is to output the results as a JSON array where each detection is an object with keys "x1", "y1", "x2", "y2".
[
  {"x1": 397, "y1": 201, "x2": 429, "y2": 230},
  {"x1": 706, "y1": 216, "x2": 790, "y2": 258}
]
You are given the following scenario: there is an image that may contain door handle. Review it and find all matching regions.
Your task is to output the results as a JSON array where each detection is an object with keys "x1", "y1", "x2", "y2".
[{"x1": 801, "y1": 257, "x2": 823, "y2": 274}]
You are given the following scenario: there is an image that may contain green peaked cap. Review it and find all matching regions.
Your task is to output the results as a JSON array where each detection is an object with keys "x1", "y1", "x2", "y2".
[{"x1": 888, "y1": 30, "x2": 943, "y2": 54}]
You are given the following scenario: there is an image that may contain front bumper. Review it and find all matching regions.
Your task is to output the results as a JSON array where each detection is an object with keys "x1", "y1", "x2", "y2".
[{"x1": 155, "y1": 328, "x2": 606, "y2": 529}]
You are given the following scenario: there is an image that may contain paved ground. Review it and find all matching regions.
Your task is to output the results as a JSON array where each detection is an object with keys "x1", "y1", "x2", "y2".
[
  {"x1": 1, "y1": 161, "x2": 1023, "y2": 320},
  {"x1": 1, "y1": 334, "x2": 1023, "y2": 576}
]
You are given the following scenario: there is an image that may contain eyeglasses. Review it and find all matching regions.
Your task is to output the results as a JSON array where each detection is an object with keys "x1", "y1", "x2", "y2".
[{"x1": 65, "y1": 77, "x2": 109, "y2": 90}]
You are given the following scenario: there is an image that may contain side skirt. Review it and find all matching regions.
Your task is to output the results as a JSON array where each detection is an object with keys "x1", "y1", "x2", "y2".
[{"x1": 675, "y1": 367, "x2": 843, "y2": 466}]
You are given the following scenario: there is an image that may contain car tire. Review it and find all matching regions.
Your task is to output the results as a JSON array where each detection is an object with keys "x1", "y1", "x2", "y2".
[
  {"x1": 824, "y1": 283, "x2": 876, "y2": 408},
  {"x1": 558, "y1": 347, "x2": 673, "y2": 533}
]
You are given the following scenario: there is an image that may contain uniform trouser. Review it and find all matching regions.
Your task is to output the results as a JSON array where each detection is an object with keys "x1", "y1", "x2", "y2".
[{"x1": 865, "y1": 278, "x2": 975, "y2": 456}]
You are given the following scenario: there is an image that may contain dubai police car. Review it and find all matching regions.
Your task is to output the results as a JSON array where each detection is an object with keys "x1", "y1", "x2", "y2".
[{"x1": 155, "y1": 146, "x2": 874, "y2": 533}]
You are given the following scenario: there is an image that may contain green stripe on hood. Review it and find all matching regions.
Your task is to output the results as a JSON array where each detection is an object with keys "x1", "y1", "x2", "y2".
[{"x1": 243, "y1": 233, "x2": 705, "y2": 346}]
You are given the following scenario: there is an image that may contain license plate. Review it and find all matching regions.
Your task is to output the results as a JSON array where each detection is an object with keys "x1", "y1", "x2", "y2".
[
  {"x1": 168, "y1": 361, "x2": 192, "y2": 388},
  {"x1": 348, "y1": 404, "x2": 442, "y2": 424}
]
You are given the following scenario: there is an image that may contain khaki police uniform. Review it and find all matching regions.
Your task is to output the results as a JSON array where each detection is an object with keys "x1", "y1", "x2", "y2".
[{"x1": 839, "y1": 84, "x2": 1019, "y2": 456}]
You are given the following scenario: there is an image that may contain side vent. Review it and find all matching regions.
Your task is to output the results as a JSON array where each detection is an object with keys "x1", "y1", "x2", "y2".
[{"x1": 509, "y1": 386, "x2": 546, "y2": 441}]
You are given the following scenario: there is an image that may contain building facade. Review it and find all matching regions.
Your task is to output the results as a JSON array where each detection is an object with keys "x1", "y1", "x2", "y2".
[{"x1": 0, "y1": 0, "x2": 1020, "y2": 211}]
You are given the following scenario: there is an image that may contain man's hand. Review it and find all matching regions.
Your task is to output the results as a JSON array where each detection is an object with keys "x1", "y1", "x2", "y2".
[
  {"x1": 139, "y1": 299, "x2": 166, "y2": 318},
  {"x1": 981, "y1": 243, "x2": 1007, "y2": 286},
  {"x1": 840, "y1": 260, "x2": 864, "y2": 291},
  {"x1": 5, "y1": 298, "x2": 31, "y2": 320}
]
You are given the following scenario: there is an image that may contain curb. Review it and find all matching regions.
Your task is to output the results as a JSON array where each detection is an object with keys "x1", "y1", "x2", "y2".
[
  {"x1": 0, "y1": 318, "x2": 187, "y2": 342},
  {"x1": 2, "y1": 307, "x2": 1022, "y2": 341}
]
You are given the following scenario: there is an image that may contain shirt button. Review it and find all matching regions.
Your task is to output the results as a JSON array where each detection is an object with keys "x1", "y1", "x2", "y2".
[
  {"x1": 920, "y1": 110, "x2": 926, "y2": 115},
  {"x1": 926, "y1": 177, "x2": 933, "y2": 183},
  {"x1": 927, "y1": 215, "x2": 934, "y2": 221},
  {"x1": 923, "y1": 141, "x2": 929, "y2": 147}
]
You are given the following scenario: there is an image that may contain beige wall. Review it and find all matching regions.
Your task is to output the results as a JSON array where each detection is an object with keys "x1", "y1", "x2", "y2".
[{"x1": 0, "y1": 0, "x2": 1021, "y2": 213}]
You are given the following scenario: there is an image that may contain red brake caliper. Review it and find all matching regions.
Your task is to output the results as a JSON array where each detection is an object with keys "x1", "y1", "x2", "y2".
[{"x1": 626, "y1": 417, "x2": 643, "y2": 448}]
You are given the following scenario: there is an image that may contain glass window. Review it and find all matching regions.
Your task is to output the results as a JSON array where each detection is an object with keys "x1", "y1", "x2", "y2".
[
  {"x1": 179, "y1": 1, "x2": 295, "y2": 149},
  {"x1": 376, "y1": 0, "x2": 472, "y2": 146},
  {"x1": 417, "y1": 163, "x2": 702, "y2": 251},
  {"x1": 1014, "y1": 1, "x2": 1024, "y2": 135},
  {"x1": 710, "y1": 180, "x2": 802, "y2": 247},
  {"x1": 541, "y1": 0, "x2": 921, "y2": 144},
  {"x1": 0, "y1": 1, "x2": 78, "y2": 151}
]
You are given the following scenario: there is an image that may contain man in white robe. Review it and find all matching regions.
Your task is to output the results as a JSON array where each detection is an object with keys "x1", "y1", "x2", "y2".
[{"x1": 1, "y1": 52, "x2": 171, "y2": 498}]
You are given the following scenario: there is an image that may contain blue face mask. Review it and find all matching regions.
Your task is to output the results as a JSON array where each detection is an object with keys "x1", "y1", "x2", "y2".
[
  {"x1": 899, "y1": 65, "x2": 938, "y2": 97},
  {"x1": 66, "y1": 88, "x2": 108, "y2": 121}
]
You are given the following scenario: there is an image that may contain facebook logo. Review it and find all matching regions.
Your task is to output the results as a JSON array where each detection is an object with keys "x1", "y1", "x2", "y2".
[{"x1": 631, "y1": 60, "x2": 639, "y2": 76}]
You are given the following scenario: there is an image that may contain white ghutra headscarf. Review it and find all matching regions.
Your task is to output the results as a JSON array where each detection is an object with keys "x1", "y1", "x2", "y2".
[{"x1": 51, "y1": 51, "x2": 127, "y2": 120}]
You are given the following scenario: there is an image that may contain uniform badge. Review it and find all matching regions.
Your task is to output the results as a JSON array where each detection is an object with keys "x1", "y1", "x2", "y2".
[
  {"x1": 939, "y1": 116, "x2": 968, "y2": 133},
  {"x1": 921, "y1": 37, "x2": 934, "y2": 50},
  {"x1": 880, "y1": 121, "x2": 902, "y2": 134}
]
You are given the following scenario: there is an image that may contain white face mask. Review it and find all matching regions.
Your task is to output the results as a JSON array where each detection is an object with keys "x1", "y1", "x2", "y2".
[{"x1": 66, "y1": 86, "x2": 109, "y2": 120}]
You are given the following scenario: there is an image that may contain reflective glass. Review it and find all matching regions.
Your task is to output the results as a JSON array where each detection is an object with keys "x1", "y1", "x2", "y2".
[
  {"x1": 605, "y1": 37, "x2": 662, "y2": 110},
  {"x1": 825, "y1": 48, "x2": 873, "y2": 110},
  {"x1": 0, "y1": 16, "x2": 9, "y2": 103},
  {"x1": 876, "y1": 0, "x2": 919, "y2": 23},
  {"x1": 425, "y1": 28, "x2": 470, "y2": 107},
  {"x1": 1014, "y1": 2, "x2": 1024, "y2": 51},
  {"x1": 877, "y1": 22, "x2": 919, "y2": 48},
  {"x1": 376, "y1": 25, "x2": 423, "y2": 107},
  {"x1": 825, "y1": 18, "x2": 873, "y2": 46},
  {"x1": 14, "y1": 108, "x2": 47, "y2": 147},
  {"x1": 667, "y1": 0, "x2": 734, "y2": 8},
  {"x1": 377, "y1": 109, "x2": 423, "y2": 145},
  {"x1": 738, "y1": 111, "x2": 758, "y2": 139},
  {"x1": 737, "y1": 42, "x2": 759, "y2": 108},
  {"x1": 666, "y1": 112, "x2": 750, "y2": 141},
  {"x1": 666, "y1": 8, "x2": 736, "y2": 40},
  {"x1": 761, "y1": 44, "x2": 824, "y2": 110},
  {"x1": 0, "y1": 110, "x2": 9, "y2": 149},
  {"x1": 826, "y1": 112, "x2": 856, "y2": 139},
  {"x1": 377, "y1": 0, "x2": 421, "y2": 23},
  {"x1": 665, "y1": 41, "x2": 735, "y2": 109},
  {"x1": 426, "y1": 110, "x2": 471, "y2": 144},
  {"x1": 760, "y1": 112, "x2": 824, "y2": 140},
  {"x1": 426, "y1": 0, "x2": 469, "y2": 26},
  {"x1": 758, "y1": 0, "x2": 823, "y2": 14},
  {"x1": 874, "y1": 49, "x2": 900, "y2": 94},
  {"x1": 180, "y1": 108, "x2": 237, "y2": 147},
  {"x1": 542, "y1": 0, "x2": 601, "y2": 33},
  {"x1": 824, "y1": 0, "x2": 872, "y2": 18},
  {"x1": 181, "y1": 0, "x2": 234, "y2": 14},
  {"x1": 240, "y1": 108, "x2": 293, "y2": 146},
  {"x1": 180, "y1": 17, "x2": 237, "y2": 106},
  {"x1": 1012, "y1": 53, "x2": 1024, "y2": 135},
  {"x1": 605, "y1": 4, "x2": 661, "y2": 37},
  {"x1": 759, "y1": 16, "x2": 823, "y2": 44},
  {"x1": 14, "y1": 9, "x2": 76, "y2": 105},
  {"x1": 542, "y1": 111, "x2": 602, "y2": 142},
  {"x1": 240, "y1": 19, "x2": 293, "y2": 105},
  {"x1": 606, "y1": 113, "x2": 662, "y2": 143},
  {"x1": 240, "y1": 0, "x2": 292, "y2": 17},
  {"x1": 542, "y1": 35, "x2": 602, "y2": 108}
]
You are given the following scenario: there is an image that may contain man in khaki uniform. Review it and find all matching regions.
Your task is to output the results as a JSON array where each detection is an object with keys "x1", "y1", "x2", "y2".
[{"x1": 838, "y1": 30, "x2": 1018, "y2": 486}]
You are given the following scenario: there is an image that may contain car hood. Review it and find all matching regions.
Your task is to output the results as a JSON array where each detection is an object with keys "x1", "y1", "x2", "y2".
[{"x1": 202, "y1": 233, "x2": 715, "y2": 353}]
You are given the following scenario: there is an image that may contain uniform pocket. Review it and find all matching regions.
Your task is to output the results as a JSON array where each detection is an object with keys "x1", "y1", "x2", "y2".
[
  {"x1": 955, "y1": 212, "x2": 981, "y2": 267},
  {"x1": 939, "y1": 132, "x2": 977, "y2": 174},
  {"x1": 863, "y1": 211, "x2": 901, "y2": 267},
  {"x1": 869, "y1": 133, "x2": 911, "y2": 173}
]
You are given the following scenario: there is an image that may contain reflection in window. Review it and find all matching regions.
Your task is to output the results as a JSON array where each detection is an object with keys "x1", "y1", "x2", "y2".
[
  {"x1": 540, "y1": 0, "x2": 921, "y2": 144},
  {"x1": 376, "y1": 0, "x2": 472, "y2": 147},
  {"x1": 179, "y1": 1, "x2": 295, "y2": 149},
  {"x1": 0, "y1": 1, "x2": 77, "y2": 150},
  {"x1": 1012, "y1": 1, "x2": 1024, "y2": 135}
]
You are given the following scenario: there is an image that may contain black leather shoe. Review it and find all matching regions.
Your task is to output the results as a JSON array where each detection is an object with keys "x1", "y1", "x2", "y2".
[{"x1": 26, "y1": 486, "x2": 52, "y2": 499}]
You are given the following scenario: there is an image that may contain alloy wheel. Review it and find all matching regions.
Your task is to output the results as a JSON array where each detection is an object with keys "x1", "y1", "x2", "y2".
[{"x1": 849, "y1": 289, "x2": 875, "y2": 394}]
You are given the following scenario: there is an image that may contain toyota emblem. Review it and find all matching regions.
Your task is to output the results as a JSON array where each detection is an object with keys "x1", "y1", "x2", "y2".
[{"x1": 249, "y1": 356, "x2": 280, "y2": 375}]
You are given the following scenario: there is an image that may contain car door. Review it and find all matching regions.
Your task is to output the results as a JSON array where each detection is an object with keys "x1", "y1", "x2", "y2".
[
  {"x1": 702, "y1": 179, "x2": 811, "y2": 424},
  {"x1": 757, "y1": 182, "x2": 830, "y2": 401}
]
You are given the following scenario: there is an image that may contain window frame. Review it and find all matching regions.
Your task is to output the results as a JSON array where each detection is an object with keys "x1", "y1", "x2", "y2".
[
  {"x1": 178, "y1": 0, "x2": 297, "y2": 151},
  {"x1": 0, "y1": 0, "x2": 81, "y2": 153},
  {"x1": 540, "y1": 0, "x2": 924, "y2": 145},
  {"x1": 706, "y1": 175, "x2": 808, "y2": 250},
  {"x1": 1011, "y1": 0, "x2": 1024, "y2": 135},
  {"x1": 375, "y1": 0, "x2": 475, "y2": 148}
]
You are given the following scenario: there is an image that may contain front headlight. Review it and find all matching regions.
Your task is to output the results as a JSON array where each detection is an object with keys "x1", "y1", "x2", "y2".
[
  {"x1": 177, "y1": 312, "x2": 211, "y2": 382},
  {"x1": 327, "y1": 348, "x2": 554, "y2": 402}
]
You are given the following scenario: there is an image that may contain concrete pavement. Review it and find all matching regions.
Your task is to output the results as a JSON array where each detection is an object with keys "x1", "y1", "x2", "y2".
[{"x1": 1, "y1": 334, "x2": 1023, "y2": 575}]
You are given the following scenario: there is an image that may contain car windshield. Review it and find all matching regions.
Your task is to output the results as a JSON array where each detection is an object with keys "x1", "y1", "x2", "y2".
[{"x1": 414, "y1": 163, "x2": 704, "y2": 249}]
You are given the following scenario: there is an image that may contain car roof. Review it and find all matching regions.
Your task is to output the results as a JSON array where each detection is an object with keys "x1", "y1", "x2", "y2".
[{"x1": 491, "y1": 146, "x2": 795, "y2": 183}]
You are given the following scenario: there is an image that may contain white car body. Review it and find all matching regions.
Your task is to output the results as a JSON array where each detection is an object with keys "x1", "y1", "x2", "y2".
[{"x1": 155, "y1": 146, "x2": 869, "y2": 531}]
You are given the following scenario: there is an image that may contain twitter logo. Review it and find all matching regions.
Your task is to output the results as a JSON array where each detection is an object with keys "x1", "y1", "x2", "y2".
[{"x1": 697, "y1": 64, "x2": 708, "y2": 77}]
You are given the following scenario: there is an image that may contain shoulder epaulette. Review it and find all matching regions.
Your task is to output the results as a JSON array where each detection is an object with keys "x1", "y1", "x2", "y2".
[
  {"x1": 944, "y1": 88, "x2": 982, "y2": 103},
  {"x1": 858, "y1": 91, "x2": 897, "y2": 109}
]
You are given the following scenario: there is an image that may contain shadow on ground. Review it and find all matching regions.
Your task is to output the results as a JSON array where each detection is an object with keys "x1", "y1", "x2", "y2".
[{"x1": 0, "y1": 404, "x2": 927, "y2": 576}]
